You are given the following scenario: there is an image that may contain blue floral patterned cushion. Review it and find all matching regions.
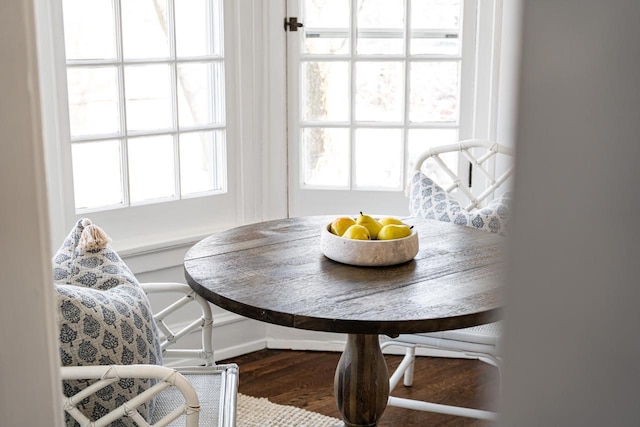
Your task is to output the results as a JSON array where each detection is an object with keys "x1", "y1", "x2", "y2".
[
  {"x1": 409, "y1": 171, "x2": 512, "y2": 234},
  {"x1": 54, "y1": 218, "x2": 162, "y2": 426}
]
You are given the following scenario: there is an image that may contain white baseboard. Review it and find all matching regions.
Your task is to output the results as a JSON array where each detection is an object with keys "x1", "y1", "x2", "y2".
[
  {"x1": 213, "y1": 310, "x2": 251, "y2": 328},
  {"x1": 265, "y1": 336, "x2": 475, "y2": 359},
  {"x1": 214, "y1": 338, "x2": 267, "y2": 362}
]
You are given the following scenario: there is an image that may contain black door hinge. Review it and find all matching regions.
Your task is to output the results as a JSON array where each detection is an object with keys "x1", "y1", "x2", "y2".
[{"x1": 284, "y1": 17, "x2": 303, "y2": 32}]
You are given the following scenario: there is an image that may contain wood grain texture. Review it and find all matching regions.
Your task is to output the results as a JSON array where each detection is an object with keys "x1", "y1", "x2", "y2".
[
  {"x1": 184, "y1": 216, "x2": 506, "y2": 335},
  {"x1": 335, "y1": 335, "x2": 390, "y2": 426}
]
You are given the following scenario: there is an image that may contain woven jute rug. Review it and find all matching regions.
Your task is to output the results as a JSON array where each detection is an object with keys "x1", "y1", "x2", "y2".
[{"x1": 237, "y1": 393, "x2": 341, "y2": 427}]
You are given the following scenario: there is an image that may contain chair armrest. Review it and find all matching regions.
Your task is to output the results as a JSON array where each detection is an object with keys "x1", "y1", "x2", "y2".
[
  {"x1": 141, "y1": 282, "x2": 215, "y2": 365},
  {"x1": 60, "y1": 364, "x2": 199, "y2": 427}
]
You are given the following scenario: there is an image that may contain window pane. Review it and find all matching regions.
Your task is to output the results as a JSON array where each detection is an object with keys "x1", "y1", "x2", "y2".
[
  {"x1": 301, "y1": 127, "x2": 349, "y2": 187},
  {"x1": 121, "y1": 0, "x2": 170, "y2": 59},
  {"x1": 179, "y1": 130, "x2": 225, "y2": 195},
  {"x1": 128, "y1": 135, "x2": 175, "y2": 203},
  {"x1": 176, "y1": 0, "x2": 219, "y2": 57},
  {"x1": 62, "y1": 0, "x2": 116, "y2": 60},
  {"x1": 67, "y1": 66, "x2": 120, "y2": 137},
  {"x1": 357, "y1": 0, "x2": 405, "y2": 29},
  {"x1": 412, "y1": 0, "x2": 461, "y2": 30},
  {"x1": 355, "y1": 61, "x2": 404, "y2": 122},
  {"x1": 72, "y1": 140, "x2": 123, "y2": 210},
  {"x1": 303, "y1": 0, "x2": 350, "y2": 28},
  {"x1": 178, "y1": 62, "x2": 223, "y2": 127},
  {"x1": 302, "y1": 62, "x2": 349, "y2": 122},
  {"x1": 409, "y1": 61, "x2": 459, "y2": 122},
  {"x1": 411, "y1": 0, "x2": 461, "y2": 55},
  {"x1": 303, "y1": 0, "x2": 350, "y2": 55},
  {"x1": 125, "y1": 64, "x2": 174, "y2": 131},
  {"x1": 357, "y1": 0, "x2": 405, "y2": 55},
  {"x1": 354, "y1": 128, "x2": 402, "y2": 189}
]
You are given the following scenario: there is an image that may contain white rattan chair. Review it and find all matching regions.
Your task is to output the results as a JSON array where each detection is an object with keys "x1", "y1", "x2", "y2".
[
  {"x1": 381, "y1": 139, "x2": 514, "y2": 421},
  {"x1": 60, "y1": 282, "x2": 238, "y2": 427}
]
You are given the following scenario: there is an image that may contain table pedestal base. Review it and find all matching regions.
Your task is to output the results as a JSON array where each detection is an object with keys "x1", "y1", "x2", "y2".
[{"x1": 334, "y1": 334, "x2": 389, "y2": 427}]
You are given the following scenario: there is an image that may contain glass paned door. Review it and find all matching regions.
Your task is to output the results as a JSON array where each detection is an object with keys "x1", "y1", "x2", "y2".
[{"x1": 287, "y1": 0, "x2": 476, "y2": 217}]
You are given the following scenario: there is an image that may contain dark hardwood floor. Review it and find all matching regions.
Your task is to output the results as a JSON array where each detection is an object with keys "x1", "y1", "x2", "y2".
[{"x1": 222, "y1": 349, "x2": 498, "y2": 426}]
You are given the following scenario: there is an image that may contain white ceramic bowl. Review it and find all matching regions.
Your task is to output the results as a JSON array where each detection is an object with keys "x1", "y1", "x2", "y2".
[{"x1": 320, "y1": 223, "x2": 419, "y2": 267}]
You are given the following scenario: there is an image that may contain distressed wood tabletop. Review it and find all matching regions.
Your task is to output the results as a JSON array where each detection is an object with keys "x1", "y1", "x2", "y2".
[{"x1": 184, "y1": 215, "x2": 506, "y2": 336}]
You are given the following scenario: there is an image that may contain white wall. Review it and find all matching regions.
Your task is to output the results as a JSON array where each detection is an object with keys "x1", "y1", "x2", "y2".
[
  {"x1": 498, "y1": 0, "x2": 640, "y2": 425},
  {"x1": 0, "y1": 0, "x2": 63, "y2": 425}
]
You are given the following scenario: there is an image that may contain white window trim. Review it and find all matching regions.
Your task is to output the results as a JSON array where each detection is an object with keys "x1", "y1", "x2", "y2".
[{"x1": 471, "y1": 0, "x2": 503, "y2": 141}]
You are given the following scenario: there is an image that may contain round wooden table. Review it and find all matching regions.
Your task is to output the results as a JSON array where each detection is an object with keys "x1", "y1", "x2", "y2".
[{"x1": 184, "y1": 216, "x2": 505, "y2": 427}]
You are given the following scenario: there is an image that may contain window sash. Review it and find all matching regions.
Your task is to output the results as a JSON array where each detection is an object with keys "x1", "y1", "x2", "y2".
[{"x1": 63, "y1": 0, "x2": 227, "y2": 213}]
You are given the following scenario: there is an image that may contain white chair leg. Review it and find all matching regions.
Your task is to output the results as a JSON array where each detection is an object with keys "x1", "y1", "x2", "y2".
[
  {"x1": 388, "y1": 396, "x2": 498, "y2": 421},
  {"x1": 403, "y1": 346, "x2": 416, "y2": 387},
  {"x1": 382, "y1": 336, "x2": 501, "y2": 421},
  {"x1": 384, "y1": 341, "x2": 417, "y2": 391}
]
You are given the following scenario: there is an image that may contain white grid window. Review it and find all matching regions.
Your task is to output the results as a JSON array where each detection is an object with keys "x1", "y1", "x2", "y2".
[
  {"x1": 62, "y1": 0, "x2": 227, "y2": 212},
  {"x1": 298, "y1": 0, "x2": 466, "y2": 192}
]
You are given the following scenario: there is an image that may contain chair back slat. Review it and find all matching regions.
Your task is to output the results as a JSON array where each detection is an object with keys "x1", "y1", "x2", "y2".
[
  {"x1": 142, "y1": 282, "x2": 215, "y2": 366},
  {"x1": 411, "y1": 139, "x2": 514, "y2": 210}
]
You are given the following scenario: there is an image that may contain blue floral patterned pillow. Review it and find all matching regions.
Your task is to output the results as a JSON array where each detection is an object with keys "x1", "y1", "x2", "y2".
[
  {"x1": 54, "y1": 219, "x2": 162, "y2": 426},
  {"x1": 409, "y1": 171, "x2": 512, "y2": 234}
]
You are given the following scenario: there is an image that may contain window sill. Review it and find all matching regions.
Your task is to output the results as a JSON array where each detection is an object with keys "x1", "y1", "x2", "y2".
[{"x1": 118, "y1": 226, "x2": 228, "y2": 275}]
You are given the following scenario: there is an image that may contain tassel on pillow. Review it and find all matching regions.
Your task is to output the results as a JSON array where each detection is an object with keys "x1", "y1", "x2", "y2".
[{"x1": 78, "y1": 218, "x2": 111, "y2": 250}]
